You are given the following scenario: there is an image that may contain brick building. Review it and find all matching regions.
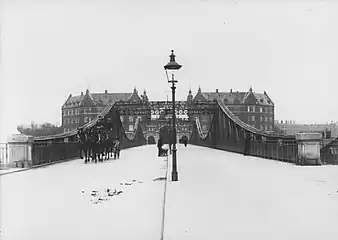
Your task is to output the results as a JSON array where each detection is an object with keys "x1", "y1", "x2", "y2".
[
  {"x1": 188, "y1": 86, "x2": 275, "y2": 131},
  {"x1": 61, "y1": 87, "x2": 149, "y2": 133}
]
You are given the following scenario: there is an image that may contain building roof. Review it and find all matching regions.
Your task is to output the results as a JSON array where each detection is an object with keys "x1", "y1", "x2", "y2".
[
  {"x1": 193, "y1": 86, "x2": 274, "y2": 106},
  {"x1": 201, "y1": 92, "x2": 247, "y2": 104},
  {"x1": 91, "y1": 93, "x2": 133, "y2": 105},
  {"x1": 62, "y1": 89, "x2": 136, "y2": 107}
]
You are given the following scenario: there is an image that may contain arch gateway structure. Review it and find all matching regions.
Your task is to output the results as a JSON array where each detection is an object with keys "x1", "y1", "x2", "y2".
[{"x1": 20, "y1": 99, "x2": 335, "y2": 167}]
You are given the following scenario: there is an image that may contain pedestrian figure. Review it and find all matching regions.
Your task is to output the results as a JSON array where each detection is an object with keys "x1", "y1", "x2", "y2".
[
  {"x1": 169, "y1": 141, "x2": 172, "y2": 154},
  {"x1": 244, "y1": 132, "x2": 251, "y2": 156},
  {"x1": 157, "y1": 138, "x2": 163, "y2": 157},
  {"x1": 183, "y1": 138, "x2": 188, "y2": 147},
  {"x1": 113, "y1": 138, "x2": 120, "y2": 159}
]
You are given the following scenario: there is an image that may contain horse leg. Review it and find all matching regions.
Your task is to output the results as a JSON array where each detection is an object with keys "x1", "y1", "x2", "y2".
[
  {"x1": 100, "y1": 146, "x2": 103, "y2": 162},
  {"x1": 95, "y1": 145, "x2": 98, "y2": 163},
  {"x1": 105, "y1": 146, "x2": 108, "y2": 160},
  {"x1": 80, "y1": 145, "x2": 84, "y2": 159},
  {"x1": 86, "y1": 146, "x2": 90, "y2": 163}
]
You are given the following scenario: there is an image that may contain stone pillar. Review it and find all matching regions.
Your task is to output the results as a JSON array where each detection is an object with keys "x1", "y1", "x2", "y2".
[
  {"x1": 7, "y1": 134, "x2": 34, "y2": 168},
  {"x1": 295, "y1": 132, "x2": 322, "y2": 165}
]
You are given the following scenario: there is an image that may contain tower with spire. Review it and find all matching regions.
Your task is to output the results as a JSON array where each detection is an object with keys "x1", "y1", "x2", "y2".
[
  {"x1": 141, "y1": 89, "x2": 149, "y2": 102},
  {"x1": 187, "y1": 89, "x2": 193, "y2": 102}
]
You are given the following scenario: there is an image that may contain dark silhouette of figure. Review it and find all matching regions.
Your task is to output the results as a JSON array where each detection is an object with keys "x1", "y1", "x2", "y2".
[
  {"x1": 169, "y1": 141, "x2": 172, "y2": 154},
  {"x1": 113, "y1": 138, "x2": 120, "y2": 159},
  {"x1": 244, "y1": 132, "x2": 251, "y2": 156},
  {"x1": 183, "y1": 138, "x2": 188, "y2": 147},
  {"x1": 157, "y1": 138, "x2": 163, "y2": 157}
]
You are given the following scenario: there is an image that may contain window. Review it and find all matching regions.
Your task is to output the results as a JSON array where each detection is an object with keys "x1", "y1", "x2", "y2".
[
  {"x1": 84, "y1": 117, "x2": 88, "y2": 123},
  {"x1": 84, "y1": 108, "x2": 87, "y2": 114},
  {"x1": 247, "y1": 106, "x2": 250, "y2": 112},
  {"x1": 129, "y1": 116, "x2": 133, "y2": 122},
  {"x1": 260, "y1": 107, "x2": 262, "y2": 113},
  {"x1": 265, "y1": 116, "x2": 268, "y2": 121},
  {"x1": 120, "y1": 116, "x2": 124, "y2": 122},
  {"x1": 88, "y1": 117, "x2": 91, "y2": 122},
  {"x1": 129, "y1": 125, "x2": 134, "y2": 131},
  {"x1": 251, "y1": 115, "x2": 255, "y2": 121}
]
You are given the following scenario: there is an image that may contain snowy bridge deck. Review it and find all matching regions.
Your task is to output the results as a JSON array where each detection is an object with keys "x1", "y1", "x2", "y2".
[{"x1": 1, "y1": 145, "x2": 338, "y2": 240}]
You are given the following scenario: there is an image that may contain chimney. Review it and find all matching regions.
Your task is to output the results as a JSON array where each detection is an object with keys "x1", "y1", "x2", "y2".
[
  {"x1": 105, "y1": 90, "x2": 108, "y2": 94},
  {"x1": 230, "y1": 89, "x2": 232, "y2": 93},
  {"x1": 216, "y1": 89, "x2": 219, "y2": 93},
  {"x1": 81, "y1": 92, "x2": 83, "y2": 96}
]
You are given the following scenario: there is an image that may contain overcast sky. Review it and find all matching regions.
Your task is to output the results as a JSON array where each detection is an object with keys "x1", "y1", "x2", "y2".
[{"x1": 1, "y1": 0, "x2": 338, "y2": 141}]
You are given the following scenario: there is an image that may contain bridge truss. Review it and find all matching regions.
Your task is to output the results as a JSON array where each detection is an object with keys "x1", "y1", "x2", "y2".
[{"x1": 31, "y1": 99, "x2": 332, "y2": 166}]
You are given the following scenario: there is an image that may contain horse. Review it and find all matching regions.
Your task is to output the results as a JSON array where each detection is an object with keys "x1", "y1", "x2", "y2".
[
  {"x1": 78, "y1": 129, "x2": 90, "y2": 163},
  {"x1": 97, "y1": 129, "x2": 108, "y2": 162}
]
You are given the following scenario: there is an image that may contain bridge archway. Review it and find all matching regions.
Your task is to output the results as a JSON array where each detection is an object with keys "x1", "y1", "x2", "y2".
[{"x1": 147, "y1": 135, "x2": 156, "y2": 145}]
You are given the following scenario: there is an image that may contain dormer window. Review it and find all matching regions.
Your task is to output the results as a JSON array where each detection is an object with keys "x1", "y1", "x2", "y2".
[
  {"x1": 223, "y1": 98, "x2": 228, "y2": 104},
  {"x1": 234, "y1": 99, "x2": 240, "y2": 104},
  {"x1": 260, "y1": 99, "x2": 264, "y2": 103}
]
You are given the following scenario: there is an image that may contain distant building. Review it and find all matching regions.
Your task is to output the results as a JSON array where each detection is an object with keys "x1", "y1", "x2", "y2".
[
  {"x1": 275, "y1": 121, "x2": 338, "y2": 138},
  {"x1": 189, "y1": 86, "x2": 275, "y2": 131},
  {"x1": 61, "y1": 87, "x2": 149, "y2": 133}
]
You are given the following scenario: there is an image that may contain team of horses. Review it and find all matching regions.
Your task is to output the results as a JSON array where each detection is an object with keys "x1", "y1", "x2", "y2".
[{"x1": 77, "y1": 125, "x2": 120, "y2": 164}]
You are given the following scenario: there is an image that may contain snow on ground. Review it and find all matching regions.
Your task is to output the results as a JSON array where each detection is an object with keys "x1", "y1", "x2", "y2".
[
  {"x1": 0, "y1": 145, "x2": 168, "y2": 240},
  {"x1": 2, "y1": 144, "x2": 338, "y2": 240},
  {"x1": 164, "y1": 145, "x2": 338, "y2": 240}
]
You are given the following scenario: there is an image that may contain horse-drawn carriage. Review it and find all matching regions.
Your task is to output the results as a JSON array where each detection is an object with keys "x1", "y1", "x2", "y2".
[{"x1": 77, "y1": 117, "x2": 120, "y2": 163}]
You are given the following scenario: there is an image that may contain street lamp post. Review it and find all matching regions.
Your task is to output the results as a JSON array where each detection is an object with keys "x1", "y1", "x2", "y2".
[{"x1": 164, "y1": 50, "x2": 182, "y2": 182}]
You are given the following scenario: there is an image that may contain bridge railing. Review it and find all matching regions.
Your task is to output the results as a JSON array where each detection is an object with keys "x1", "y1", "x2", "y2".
[
  {"x1": 32, "y1": 141, "x2": 79, "y2": 166},
  {"x1": 190, "y1": 100, "x2": 300, "y2": 164},
  {"x1": 248, "y1": 140, "x2": 298, "y2": 163}
]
